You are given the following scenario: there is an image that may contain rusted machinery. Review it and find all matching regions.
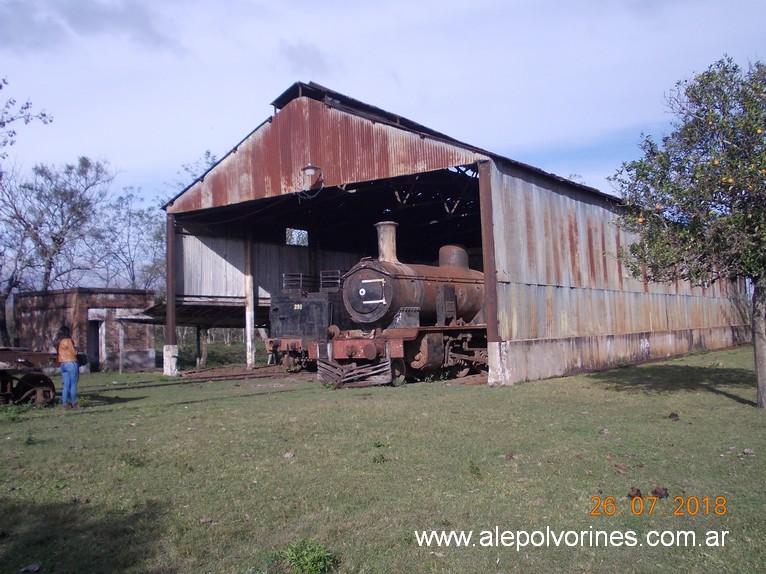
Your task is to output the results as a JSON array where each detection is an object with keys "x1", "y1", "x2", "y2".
[
  {"x1": 0, "y1": 347, "x2": 58, "y2": 405},
  {"x1": 298, "y1": 221, "x2": 487, "y2": 388}
]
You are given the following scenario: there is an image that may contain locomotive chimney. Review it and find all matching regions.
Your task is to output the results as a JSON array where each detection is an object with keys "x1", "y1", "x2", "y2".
[{"x1": 375, "y1": 221, "x2": 399, "y2": 263}]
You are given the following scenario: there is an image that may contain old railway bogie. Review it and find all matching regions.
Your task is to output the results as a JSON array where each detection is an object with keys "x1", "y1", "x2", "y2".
[
  {"x1": 269, "y1": 221, "x2": 487, "y2": 388},
  {"x1": 0, "y1": 348, "x2": 57, "y2": 406}
]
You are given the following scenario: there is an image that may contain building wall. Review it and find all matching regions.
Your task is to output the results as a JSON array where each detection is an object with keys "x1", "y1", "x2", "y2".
[
  {"x1": 175, "y1": 233, "x2": 362, "y2": 302},
  {"x1": 176, "y1": 234, "x2": 247, "y2": 298},
  {"x1": 14, "y1": 289, "x2": 156, "y2": 372},
  {"x1": 487, "y1": 160, "x2": 751, "y2": 384}
]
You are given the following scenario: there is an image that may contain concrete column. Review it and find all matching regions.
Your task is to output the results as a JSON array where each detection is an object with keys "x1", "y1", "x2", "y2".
[
  {"x1": 164, "y1": 212, "x2": 178, "y2": 376},
  {"x1": 163, "y1": 344, "x2": 178, "y2": 376},
  {"x1": 245, "y1": 236, "x2": 255, "y2": 369}
]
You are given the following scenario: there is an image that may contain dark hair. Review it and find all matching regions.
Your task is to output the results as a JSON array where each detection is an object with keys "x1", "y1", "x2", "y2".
[{"x1": 54, "y1": 325, "x2": 71, "y2": 348}]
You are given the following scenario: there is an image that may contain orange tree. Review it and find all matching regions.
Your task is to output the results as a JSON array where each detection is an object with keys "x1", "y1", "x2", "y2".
[{"x1": 611, "y1": 57, "x2": 766, "y2": 408}]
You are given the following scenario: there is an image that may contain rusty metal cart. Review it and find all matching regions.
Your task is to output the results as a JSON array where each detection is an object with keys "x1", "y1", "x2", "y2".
[{"x1": 0, "y1": 347, "x2": 58, "y2": 406}]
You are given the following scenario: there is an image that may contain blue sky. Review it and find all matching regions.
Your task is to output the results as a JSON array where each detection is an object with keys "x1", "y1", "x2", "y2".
[{"x1": 1, "y1": 0, "x2": 764, "y2": 198}]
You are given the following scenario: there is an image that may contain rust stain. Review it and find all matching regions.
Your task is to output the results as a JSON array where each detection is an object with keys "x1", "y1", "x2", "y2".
[
  {"x1": 170, "y1": 97, "x2": 486, "y2": 214},
  {"x1": 525, "y1": 192, "x2": 537, "y2": 281},
  {"x1": 568, "y1": 210, "x2": 581, "y2": 286},
  {"x1": 586, "y1": 224, "x2": 596, "y2": 286}
]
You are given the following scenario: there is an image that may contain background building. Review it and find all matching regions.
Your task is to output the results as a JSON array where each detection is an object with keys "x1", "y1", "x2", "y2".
[{"x1": 14, "y1": 288, "x2": 156, "y2": 372}]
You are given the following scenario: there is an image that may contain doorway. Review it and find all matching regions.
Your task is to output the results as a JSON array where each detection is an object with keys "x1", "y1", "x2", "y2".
[{"x1": 87, "y1": 320, "x2": 103, "y2": 372}]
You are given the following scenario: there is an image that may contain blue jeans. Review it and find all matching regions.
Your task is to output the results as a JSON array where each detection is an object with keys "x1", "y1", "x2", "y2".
[{"x1": 61, "y1": 361, "x2": 80, "y2": 406}]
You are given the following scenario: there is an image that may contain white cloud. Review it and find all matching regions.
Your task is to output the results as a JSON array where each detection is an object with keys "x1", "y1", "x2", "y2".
[{"x1": 1, "y1": 0, "x2": 764, "y2": 194}]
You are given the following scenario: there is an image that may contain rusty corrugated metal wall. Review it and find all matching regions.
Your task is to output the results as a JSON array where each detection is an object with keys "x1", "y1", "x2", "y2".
[
  {"x1": 167, "y1": 96, "x2": 487, "y2": 214},
  {"x1": 486, "y1": 160, "x2": 751, "y2": 383}
]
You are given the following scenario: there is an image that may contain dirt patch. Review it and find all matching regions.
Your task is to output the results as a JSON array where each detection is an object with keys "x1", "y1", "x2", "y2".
[{"x1": 445, "y1": 372, "x2": 489, "y2": 386}]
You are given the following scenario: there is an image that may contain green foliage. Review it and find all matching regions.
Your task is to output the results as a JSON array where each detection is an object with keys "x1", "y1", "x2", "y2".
[
  {"x1": 3, "y1": 404, "x2": 31, "y2": 422},
  {"x1": 371, "y1": 453, "x2": 387, "y2": 464},
  {"x1": 612, "y1": 56, "x2": 766, "y2": 285},
  {"x1": 612, "y1": 56, "x2": 766, "y2": 408},
  {"x1": 283, "y1": 539, "x2": 337, "y2": 574},
  {"x1": 175, "y1": 340, "x2": 268, "y2": 369},
  {"x1": 121, "y1": 452, "x2": 145, "y2": 468},
  {"x1": 467, "y1": 457, "x2": 482, "y2": 478}
]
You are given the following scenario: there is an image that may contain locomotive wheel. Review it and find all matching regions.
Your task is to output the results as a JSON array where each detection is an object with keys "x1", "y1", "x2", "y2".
[
  {"x1": 13, "y1": 374, "x2": 56, "y2": 406},
  {"x1": 0, "y1": 372, "x2": 14, "y2": 404}
]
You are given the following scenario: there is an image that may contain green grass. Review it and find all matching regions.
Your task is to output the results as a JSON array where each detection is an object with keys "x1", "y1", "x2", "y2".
[
  {"x1": 1, "y1": 346, "x2": 764, "y2": 573},
  {"x1": 175, "y1": 340, "x2": 268, "y2": 370}
]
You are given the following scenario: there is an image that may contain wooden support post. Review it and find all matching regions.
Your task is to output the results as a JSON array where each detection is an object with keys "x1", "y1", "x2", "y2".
[
  {"x1": 478, "y1": 160, "x2": 503, "y2": 385},
  {"x1": 245, "y1": 236, "x2": 255, "y2": 369}
]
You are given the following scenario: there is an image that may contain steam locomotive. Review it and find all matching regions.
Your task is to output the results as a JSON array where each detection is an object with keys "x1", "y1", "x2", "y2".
[{"x1": 267, "y1": 221, "x2": 488, "y2": 388}]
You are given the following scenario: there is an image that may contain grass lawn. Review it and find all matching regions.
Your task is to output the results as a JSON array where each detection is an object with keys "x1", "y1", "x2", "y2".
[{"x1": 1, "y1": 345, "x2": 764, "y2": 573}]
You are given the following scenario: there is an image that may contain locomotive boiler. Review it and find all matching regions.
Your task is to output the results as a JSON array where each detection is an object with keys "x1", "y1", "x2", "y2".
[{"x1": 314, "y1": 221, "x2": 488, "y2": 388}]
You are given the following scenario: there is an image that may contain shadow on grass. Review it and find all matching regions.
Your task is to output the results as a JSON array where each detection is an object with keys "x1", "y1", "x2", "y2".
[
  {"x1": 589, "y1": 364, "x2": 757, "y2": 407},
  {"x1": 0, "y1": 498, "x2": 172, "y2": 573},
  {"x1": 85, "y1": 368, "x2": 286, "y2": 394},
  {"x1": 79, "y1": 392, "x2": 148, "y2": 407}
]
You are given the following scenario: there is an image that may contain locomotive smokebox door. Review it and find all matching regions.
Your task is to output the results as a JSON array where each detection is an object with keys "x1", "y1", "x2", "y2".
[{"x1": 345, "y1": 269, "x2": 391, "y2": 322}]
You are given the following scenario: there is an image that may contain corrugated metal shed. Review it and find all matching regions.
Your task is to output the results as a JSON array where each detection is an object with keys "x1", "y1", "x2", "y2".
[{"x1": 160, "y1": 81, "x2": 751, "y2": 381}]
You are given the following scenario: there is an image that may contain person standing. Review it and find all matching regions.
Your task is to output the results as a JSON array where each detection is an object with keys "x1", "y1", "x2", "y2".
[{"x1": 55, "y1": 325, "x2": 80, "y2": 410}]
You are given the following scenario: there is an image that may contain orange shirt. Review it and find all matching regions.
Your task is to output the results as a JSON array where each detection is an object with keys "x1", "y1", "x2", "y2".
[{"x1": 57, "y1": 338, "x2": 78, "y2": 363}]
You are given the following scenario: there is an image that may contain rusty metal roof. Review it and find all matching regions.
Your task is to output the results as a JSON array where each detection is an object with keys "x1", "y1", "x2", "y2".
[
  {"x1": 270, "y1": 81, "x2": 486, "y2": 151},
  {"x1": 165, "y1": 81, "x2": 610, "y2": 215}
]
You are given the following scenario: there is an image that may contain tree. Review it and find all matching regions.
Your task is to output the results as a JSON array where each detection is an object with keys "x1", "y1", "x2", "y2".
[
  {"x1": 0, "y1": 77, "x2": 52, "y2": 344},
  {"x1": 0, "y1": 167, "x2": 35, "y2": 345},
  {"x1": 611, "y1": 56, "x2": 766, "y2": 408},
  {"x1": 0, "y1": 77, "x2": 52, "y2": 164},
  {"x1": 97, "y1": 189, "x2": 166, "y2": 292},
  {"x1": 0, "y1": 157, "x2": 114, "y2": 292},
  {"x1": 166, "y1": 149, "x2": 217, "y2": 195}
]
